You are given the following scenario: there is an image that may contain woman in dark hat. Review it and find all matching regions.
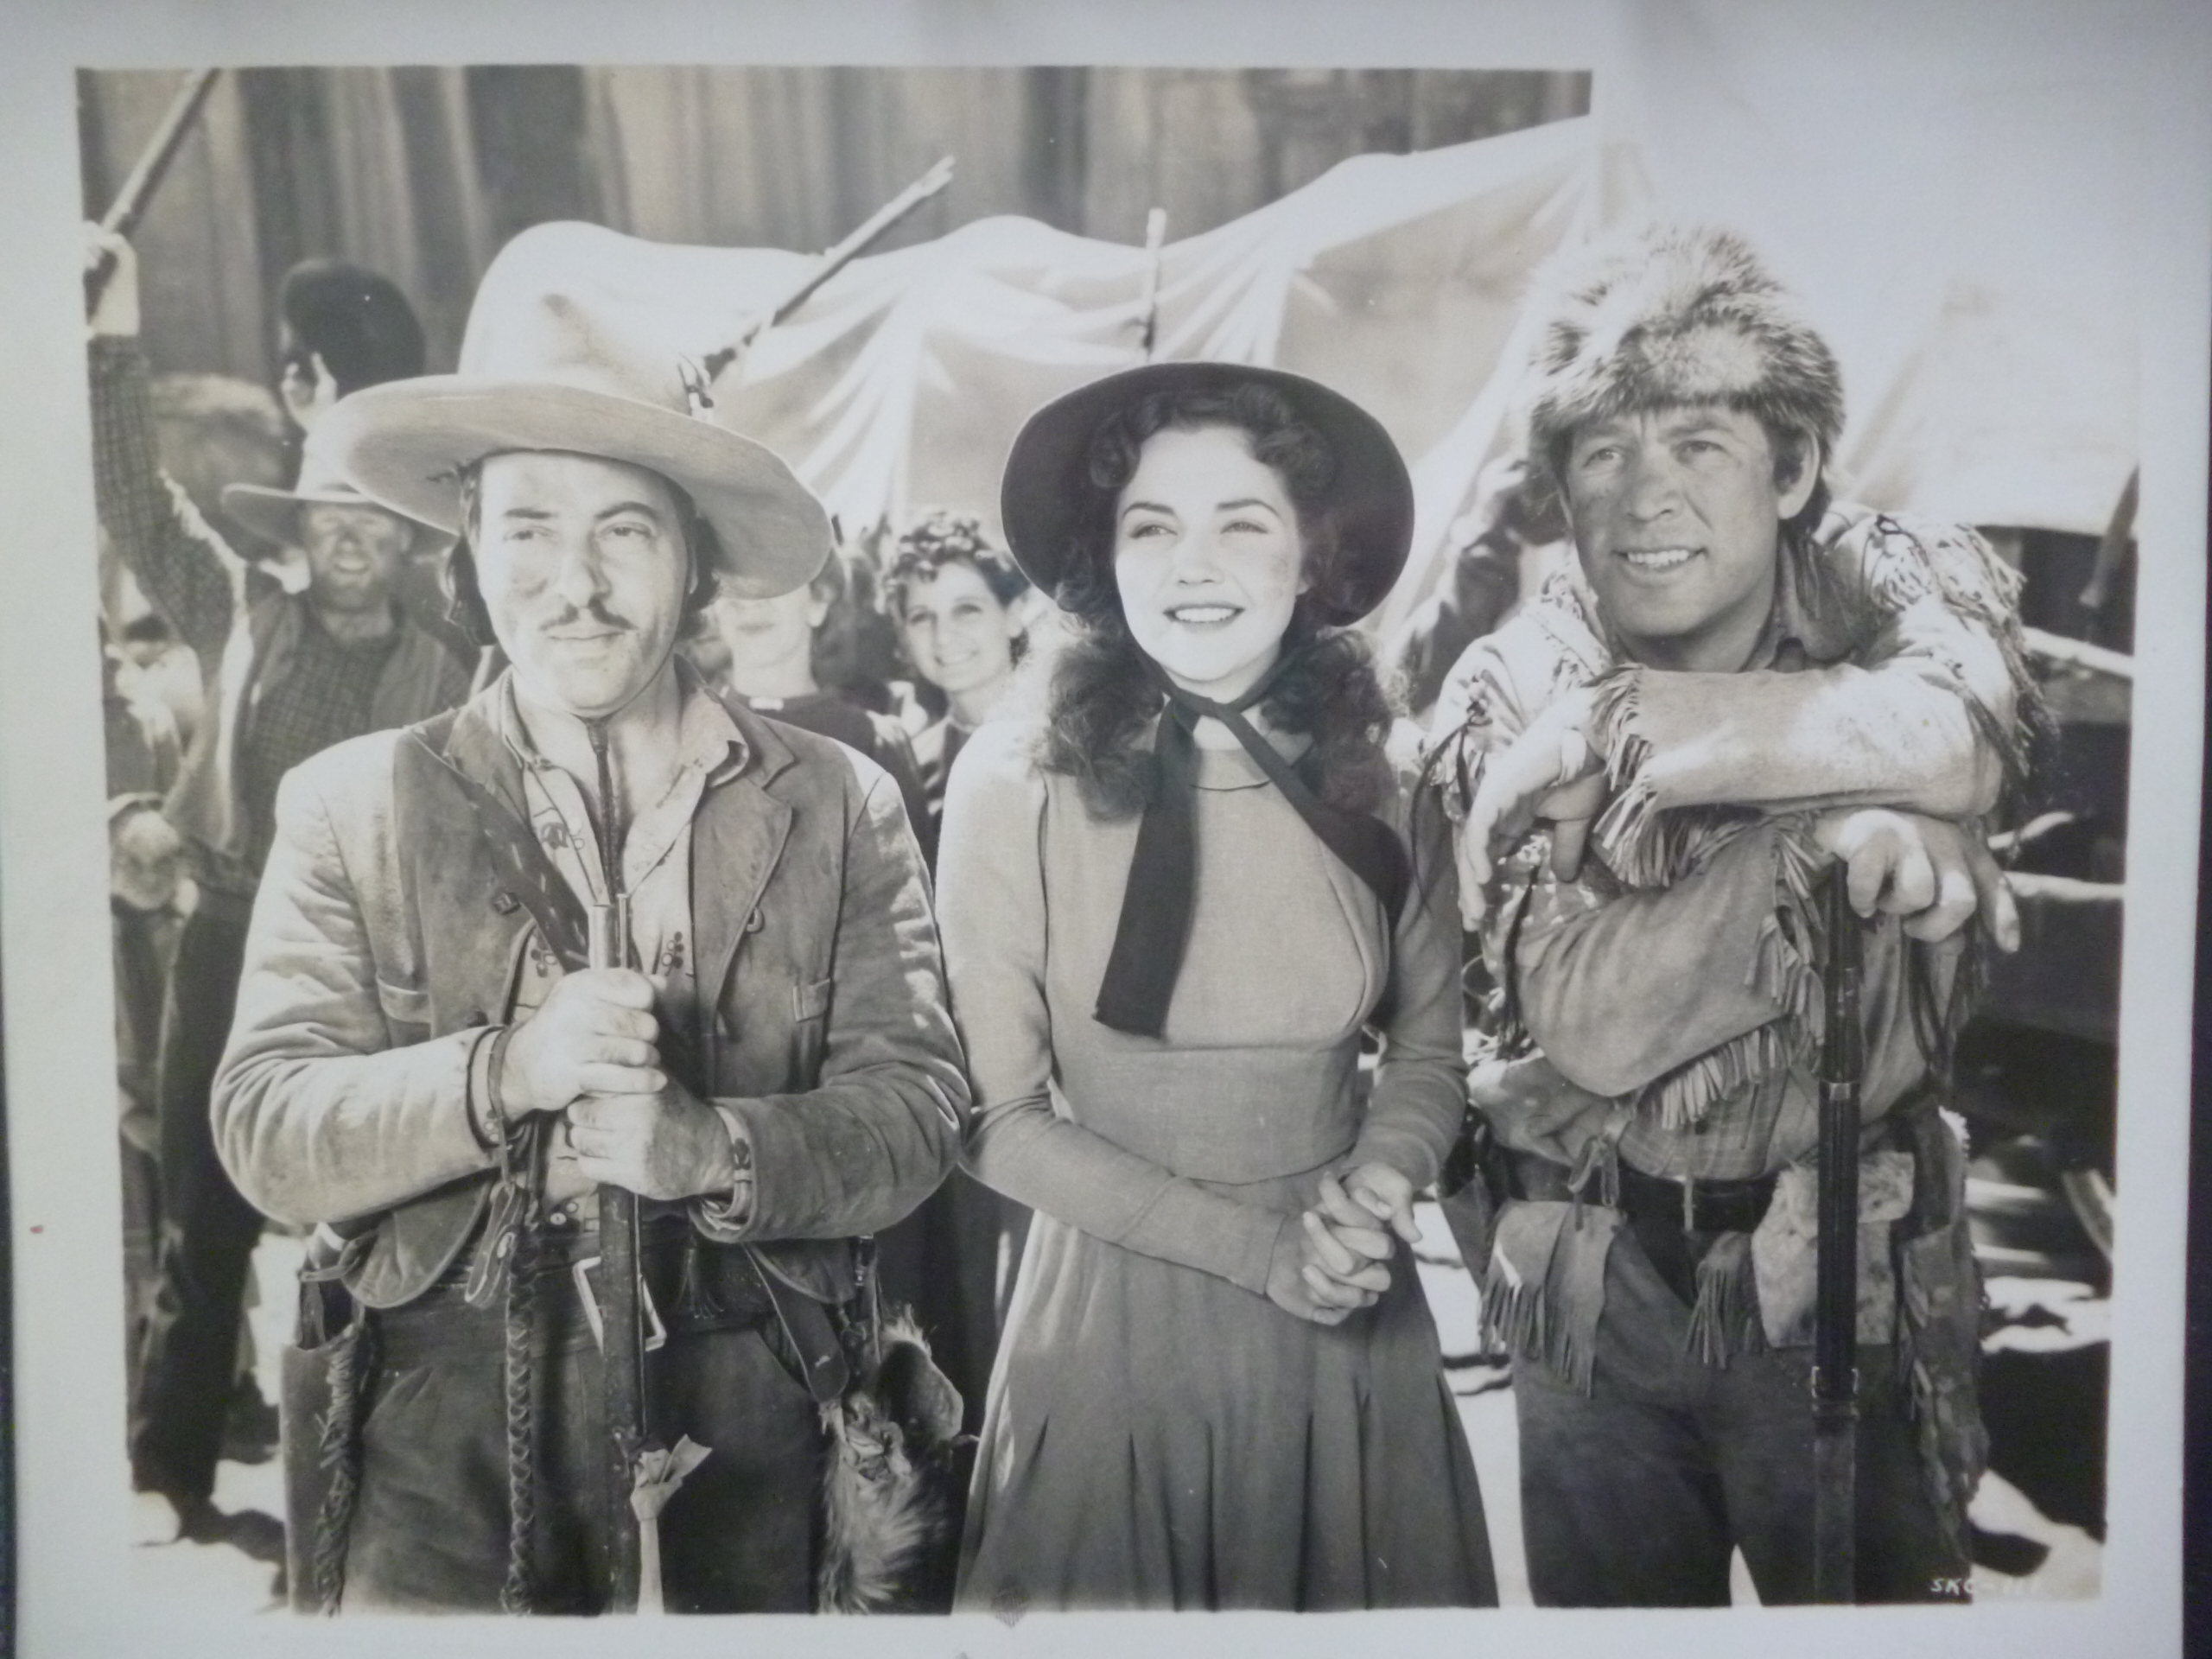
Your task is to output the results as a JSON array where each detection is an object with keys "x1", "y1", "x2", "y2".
[{"x1": 938, "y1": 363, "x2": 1496, "y2": 1611}]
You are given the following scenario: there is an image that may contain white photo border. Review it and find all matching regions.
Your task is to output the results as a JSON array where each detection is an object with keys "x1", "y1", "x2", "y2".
[{"x1": 2, "y1": 3, "x2": 2203, "y2": 1656}]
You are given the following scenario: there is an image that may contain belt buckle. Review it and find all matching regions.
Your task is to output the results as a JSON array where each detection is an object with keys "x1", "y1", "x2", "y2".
[{"x1": 571, "y1": 1255, "x2": 668, "y2": 1353}]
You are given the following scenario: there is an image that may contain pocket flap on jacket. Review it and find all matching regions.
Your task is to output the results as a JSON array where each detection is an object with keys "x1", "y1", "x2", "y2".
[
  {"x1": 376, "y1": 978, "x2": 431, "y2": 1027},
  {"x1": 791, "y1": 976, "x2": 833, "y2": 1022}
]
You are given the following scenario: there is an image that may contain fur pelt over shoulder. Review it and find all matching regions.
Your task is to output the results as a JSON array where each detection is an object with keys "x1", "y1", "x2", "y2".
[
  {"x1": 1518, "y1": 223, "x2": 1846, "y2": 486},
  {"x1": 817, "y1": 1306, "x2": 968, "y2": 1614}
]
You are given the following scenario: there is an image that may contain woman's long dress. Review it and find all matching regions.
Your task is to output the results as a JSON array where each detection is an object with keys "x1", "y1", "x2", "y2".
[{"x1": 936, "y1": 718, "x2": 1496, "y2": 1611}]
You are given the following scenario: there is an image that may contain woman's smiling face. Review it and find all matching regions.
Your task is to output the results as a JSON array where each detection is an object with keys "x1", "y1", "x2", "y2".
[
  {"x1": 899, "y1": 560, "x2": 1021, "y2": 700},
  {"x1": 1111, "y1": 423, "x2": 1309, "y2": 702}
]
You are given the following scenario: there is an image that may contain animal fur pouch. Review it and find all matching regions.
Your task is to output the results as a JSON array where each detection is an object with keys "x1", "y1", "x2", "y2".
[{"x1": 817, "y1": 1307, "x2": 969, "y2": 1614}]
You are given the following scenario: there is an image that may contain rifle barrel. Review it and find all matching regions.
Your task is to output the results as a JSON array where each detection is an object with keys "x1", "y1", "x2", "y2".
[
  {"x1": 85, "y1": 69, "x2": 222, "y2": 313},
  {"x1": 795, "y1": 154, "x2": 956, "y2": 315},
  {"x1": 586, "y1": 721, "x2": 647, "y2": 1611},
  {"x1": 704, "y1": 155, "x2": 955, "y2": 379},
  {"x1": 1811, "y1": 865, "x2": 1865, "y2": 1603}
]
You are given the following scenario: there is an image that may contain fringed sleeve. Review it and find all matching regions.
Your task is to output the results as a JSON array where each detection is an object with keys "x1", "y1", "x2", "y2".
[
  {"x1": 1580, "y1": 511, "x2": 2039, "y2": 884},
  {"x1": 1510, "y1": 818, "x2": 1822, "y2": 1115},
  {"x1": 1628, "y1": 823, "x2": 1828, "y2": 1130}
]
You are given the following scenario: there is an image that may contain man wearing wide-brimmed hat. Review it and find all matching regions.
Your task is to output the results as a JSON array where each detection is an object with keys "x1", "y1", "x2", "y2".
[
  {"x1": 208, "y1": 279, "x2": 968, "y2": 1612},
  {"x1": 1430, "y1": 223, "x2": 2044, "y2": 1605},
  {"x1": 87, "y1": 231, "x2": 473, "y2": 1553}
]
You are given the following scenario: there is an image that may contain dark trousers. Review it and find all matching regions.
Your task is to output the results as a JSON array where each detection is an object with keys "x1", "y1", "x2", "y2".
[
  {"x1": 1514, "y1": 1222, "x2": 1970, "y2": 1607},
  {"x1": 119, "y1": 1136, "x2": 160, "y2": 1411},
  {"x1": 130, "y1": 901, "x2": 263, "y2": 1505},
  {"x1": 341, "y1": 1243, "x2": 825, "y2": 1613}
]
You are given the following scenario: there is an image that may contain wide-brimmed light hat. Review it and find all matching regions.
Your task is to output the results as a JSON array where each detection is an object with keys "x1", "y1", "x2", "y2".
[
  {"x1": 220, "y1": 449, "x2": 441, "y2": 552},
  {"x1": 316, "y1": 289, "x2": 830, "y2": 600},
  {"x1": 999, "y1": 361, "x2": 1413, "y2": 627}
]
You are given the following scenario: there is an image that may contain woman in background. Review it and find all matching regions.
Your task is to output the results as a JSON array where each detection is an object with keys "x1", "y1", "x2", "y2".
[
  {"x1": 886, "y1": 510, "x2": 1033, "y2": 848},
  {"x1": 704, "y1": 543, "x2": 934, "y2": 858},
  {"x1": 874, "y1": 515, "x2": 1041, "y2": 1435}
]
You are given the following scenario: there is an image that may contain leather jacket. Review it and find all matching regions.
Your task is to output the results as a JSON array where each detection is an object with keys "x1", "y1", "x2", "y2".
[{"x1": 212, "y1": 675, "x2": 969, "y2": 1307}]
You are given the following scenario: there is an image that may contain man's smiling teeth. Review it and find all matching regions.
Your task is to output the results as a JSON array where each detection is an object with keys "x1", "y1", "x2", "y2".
[
  {"x1": 1622, "y1": 547, "x2": 1696, "y2": 571},
  {"x1": 1168, "y1": 605, "x2": 1238, "y2": 623}
]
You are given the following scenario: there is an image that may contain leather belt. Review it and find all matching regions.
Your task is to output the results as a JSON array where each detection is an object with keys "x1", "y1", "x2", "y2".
[
  {"x1": 1621, "y1": 1160, "x2": 1777, "y2": 1236},
  {"x1": 1506, "y1": 1148, "x2": 1777, "y2": 1235},
  {"x1": 378, "y1": 1226, "x2": 781, "y2": 1364}
]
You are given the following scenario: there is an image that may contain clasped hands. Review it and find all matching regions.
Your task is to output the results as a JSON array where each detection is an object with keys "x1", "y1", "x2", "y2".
[
  {"x1": 1450, "y1": 687, "x2": 2019, "y2": 950},
  {"x1": 493, "y1": 968, "x2": 741, "y2": 1202},
  {"x1": 1267, "y1": 1164, "x2": 1421, "y2": 1326}
]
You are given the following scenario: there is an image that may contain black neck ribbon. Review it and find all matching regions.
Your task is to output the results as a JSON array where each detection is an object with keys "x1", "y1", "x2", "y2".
[{"x1": 1092, "y1": 654, "x2": 1411, "y2": 1039}]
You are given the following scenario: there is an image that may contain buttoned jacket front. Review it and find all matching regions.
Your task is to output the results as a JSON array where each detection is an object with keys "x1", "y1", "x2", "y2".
[{"x1": 212, "y1": 674, "x2": 969, "y2": 1309}]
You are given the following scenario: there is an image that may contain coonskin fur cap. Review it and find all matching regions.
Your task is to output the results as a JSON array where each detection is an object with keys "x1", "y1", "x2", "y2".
[{"x1": 1520, "y1": 223, "x2": 1845, "y2": 492}]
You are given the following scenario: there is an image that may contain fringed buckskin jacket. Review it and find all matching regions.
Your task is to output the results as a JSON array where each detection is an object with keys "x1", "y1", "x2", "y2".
[
  {"x1": 1431, "y1": 501, "x2": 2042, "y2": 1546},
  {"x1": 210, "y1": 676, "x2": 969, "y2": 1311}
]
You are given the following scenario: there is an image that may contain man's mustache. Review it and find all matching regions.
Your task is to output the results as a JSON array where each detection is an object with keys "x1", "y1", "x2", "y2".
[{"x1": 543, "y1": 601, "x2": 637, "y2": 632}]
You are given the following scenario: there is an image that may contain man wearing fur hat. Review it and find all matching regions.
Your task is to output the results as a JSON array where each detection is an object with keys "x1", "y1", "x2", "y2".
[
  {"x1": 209, "y1": 285, "x2": 968, "y2": 1611},
  {"x1": 1431, "y1": 223, "x2": 2042, "y2": 1605},
  {"x1": 87, "y1": 231, "x2": 473, "y2": 1548}
]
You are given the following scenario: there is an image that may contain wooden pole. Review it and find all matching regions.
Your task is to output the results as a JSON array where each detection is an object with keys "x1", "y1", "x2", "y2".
[{"x1": 1136, "y1": 207, "x2": 1168, "y2": 360}]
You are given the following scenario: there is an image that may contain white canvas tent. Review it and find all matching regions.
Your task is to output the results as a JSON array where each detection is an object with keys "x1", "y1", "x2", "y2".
[{"x1": 460, "y1": 92, "x2": 2138, "y2": 636}]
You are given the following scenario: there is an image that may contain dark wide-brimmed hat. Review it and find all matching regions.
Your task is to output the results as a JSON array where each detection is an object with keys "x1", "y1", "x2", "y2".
[
  {"x1": 316, "y1": 289, "x2": 830, "y2": 601},
  {"x1": 999, "y1": 361, "x2": 1413, "y2": 626},
  {"x1": 221, "y1": 450, "x2": 442, "y2": 552}
]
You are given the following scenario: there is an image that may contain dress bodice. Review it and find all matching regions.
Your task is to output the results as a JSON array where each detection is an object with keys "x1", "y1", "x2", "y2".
[{"x1": 1033, "y1": 742, "x2": 1389, "y2": 1183}]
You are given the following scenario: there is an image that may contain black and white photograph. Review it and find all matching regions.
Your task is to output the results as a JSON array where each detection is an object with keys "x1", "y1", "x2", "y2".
[{"x1": 1, "y1": 4, "x2": 2205, "y2": 1656}]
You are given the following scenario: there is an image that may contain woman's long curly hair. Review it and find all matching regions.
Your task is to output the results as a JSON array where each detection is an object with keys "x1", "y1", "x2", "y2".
[{"x1": 1037, "y1": 380, "x2": 1398, "y2": 820}]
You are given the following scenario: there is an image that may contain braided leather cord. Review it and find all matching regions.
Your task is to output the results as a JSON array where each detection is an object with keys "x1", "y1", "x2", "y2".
[
  {"x1": 499, "y1": 1207, "x2": 538, "y2": 1614},
  {"x1": 492, "y1": 1109, "x2": 550, "y2": 1616}
]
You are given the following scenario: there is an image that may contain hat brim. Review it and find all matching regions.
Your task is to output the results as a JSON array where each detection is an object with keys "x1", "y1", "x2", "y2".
[
  {"x1": 316, "y1": 378, "x2": 830, "y2": 599},
  {"x1": 999, "y1": 362, "x2": 1413, "y2": 627},
  {"x1": 219, "y1": 480, "x2": 442, "y2": 553}
]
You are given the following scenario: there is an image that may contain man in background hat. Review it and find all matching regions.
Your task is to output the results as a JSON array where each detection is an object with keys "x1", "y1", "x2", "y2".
[
  {"x1": 268, "y1": 254, "x2": 476, "y2": 658},
  {"x1": 207, "y1": 283, "x2": 967, "y2": 1612},
  {"x1": 1431, "y1": 223, "x2": 2043, "y2": 1604},
  {"x1": 87, "y1": 230, "x2": 472, "y2": 1549}
]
